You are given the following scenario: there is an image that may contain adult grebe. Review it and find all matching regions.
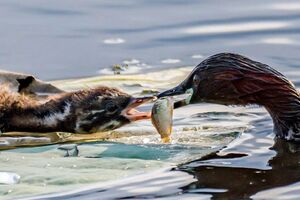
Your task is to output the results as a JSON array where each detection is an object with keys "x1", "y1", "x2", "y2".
[
  {"x1": 0, "y1": 86, "x2": 152, "y2": 133},
  {"x1": 158, "y1": 53, "x2": 300, "y2": 140}
]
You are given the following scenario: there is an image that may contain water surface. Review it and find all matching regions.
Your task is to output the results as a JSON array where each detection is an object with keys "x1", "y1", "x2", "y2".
[
  {"x1": 1, "y1": 0, "x2": 300, "y2": 80},
  {"x1": 1, "y1": 0, "x2": 300, "y2": 199}
]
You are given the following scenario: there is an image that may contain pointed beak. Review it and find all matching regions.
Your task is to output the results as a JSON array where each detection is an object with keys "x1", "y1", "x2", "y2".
[
  {"x1": 121, "y1": 96, "x2": 156, "y2": 121},
  {"x1": 157, "y1": 85, "x2": 185, "y2": 98}
]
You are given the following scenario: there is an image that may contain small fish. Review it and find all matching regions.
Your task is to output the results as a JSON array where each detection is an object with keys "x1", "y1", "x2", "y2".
[{"x1": 151, "y1": 97, "x2": 174, "y2": 143}]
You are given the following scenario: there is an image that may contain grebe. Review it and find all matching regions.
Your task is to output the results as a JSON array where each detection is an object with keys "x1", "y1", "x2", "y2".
[
  {"x1": 0, "y1": 85, "x2": 152, "y2": 133},
  {"x1": 158, "y1": 53, "x2": 300, "y2": 141}
]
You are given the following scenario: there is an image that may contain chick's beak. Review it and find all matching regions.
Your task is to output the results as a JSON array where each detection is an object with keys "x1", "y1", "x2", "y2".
[{"x1": 122, "y1": 96, "x2": 156, "y2": 121}]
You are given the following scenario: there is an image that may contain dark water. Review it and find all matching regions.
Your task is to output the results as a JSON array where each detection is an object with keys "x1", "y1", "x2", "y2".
[
  {"x1": 181, "y1": 118, "x2": 298, "y2": 200},
  {"x1": 182, "y1": 139, "x2": 300, "y2": 199},
  {"x1": 2, "y1": 0, "x2": 300, "y2": 199}
]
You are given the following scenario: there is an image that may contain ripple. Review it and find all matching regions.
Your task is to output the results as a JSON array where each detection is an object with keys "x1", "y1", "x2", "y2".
[
  {"x1": 261, "y1": 37, "x2": 294, "y2": 45},
  {"x1": 191, "y1": 54, "x2": 204, "y2": 59},
  {"x1": 24, "y1": 167, "x2": 198, "y2": 200},
  {"x1": 103, "y1": 38, "x2": 125, "y2": 44},
  {"x1": 161, "y1": 59, "x2": 181, "y2": 64},
  {"x1": 184, "y1": 21, "x2": 289, "y2": 35},
  {"x1": 271, "y1": 3, "x2": 300, "y2": 11}
]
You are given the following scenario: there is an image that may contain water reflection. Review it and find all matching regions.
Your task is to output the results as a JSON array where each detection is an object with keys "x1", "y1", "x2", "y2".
[
  {"x1": 181, "y1": 138, "x2": 300, "y2": 199},
  {"x1": 22, "y1": 131, "x2": 300, "y2": 200}
]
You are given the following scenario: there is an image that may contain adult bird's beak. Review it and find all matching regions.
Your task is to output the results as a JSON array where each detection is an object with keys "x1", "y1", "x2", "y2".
[
  {"x1": 157, "y1": 86, "x2": 194, "y2": 109},
  {"x1": 121, "y1": 96, "x2": 156, "y2": 121},
  {"x1": 157, "y1": 85, "x2": 185, "y2": 98}
]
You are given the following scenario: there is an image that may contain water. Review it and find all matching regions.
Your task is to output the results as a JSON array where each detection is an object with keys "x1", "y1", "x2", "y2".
[
  {"x1": 1, "y1": 0, "x2": 300, "y2": 199},
  {"x1": 1, "y1": 0, "x2": 300, "y2": 80}
]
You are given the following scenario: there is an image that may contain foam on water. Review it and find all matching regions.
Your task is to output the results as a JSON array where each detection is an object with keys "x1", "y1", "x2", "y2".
[{"x1": 0, "y1": 172, "x2": 21, "y2": 185}]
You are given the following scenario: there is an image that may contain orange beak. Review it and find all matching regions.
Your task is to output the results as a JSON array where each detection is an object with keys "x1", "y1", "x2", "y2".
[{"x1": 122, "y1": 96, "x2": 156, "y2": 121}]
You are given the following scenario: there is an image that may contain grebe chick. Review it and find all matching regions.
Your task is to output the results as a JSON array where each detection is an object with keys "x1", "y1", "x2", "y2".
[{"x1": 0, "y1": 86, "x2": 153, "y2": 133}]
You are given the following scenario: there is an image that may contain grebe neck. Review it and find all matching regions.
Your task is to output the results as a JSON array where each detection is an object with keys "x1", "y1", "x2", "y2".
[{"x1": 262, "y1": 87, "x2": 300, "y2": 140}]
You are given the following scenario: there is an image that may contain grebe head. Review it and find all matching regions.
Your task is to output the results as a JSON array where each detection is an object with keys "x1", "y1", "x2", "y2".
[{"x1": 158, "y1": 53, "x2": 300, "y2": 140}]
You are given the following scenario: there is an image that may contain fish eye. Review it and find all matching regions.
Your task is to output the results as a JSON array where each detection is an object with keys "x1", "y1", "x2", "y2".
[
  {"x1": 106, "y1": 102, "x2": 119, "y2": 113},
  {"x1": 193, "y1": 74, "x2": 200, "y2": 85}
]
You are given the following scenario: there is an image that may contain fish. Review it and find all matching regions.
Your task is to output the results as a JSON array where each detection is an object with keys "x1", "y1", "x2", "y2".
[{"x1": 151, "y1": 97, "x2": 174, "y2": 143}]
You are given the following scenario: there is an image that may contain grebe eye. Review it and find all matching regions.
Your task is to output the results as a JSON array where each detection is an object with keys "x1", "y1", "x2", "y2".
[
  {"x1": 193, "y1": 75, "x2": 200, "y2": 85},
  {"x1": 106, "y1": 102, "x2": 119, "y2": 113}
]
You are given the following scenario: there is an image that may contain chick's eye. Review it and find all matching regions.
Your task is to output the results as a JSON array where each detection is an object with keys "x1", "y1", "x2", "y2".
[
  {"x1": 106, "y1": 102, "x2": 119, "y2": 113},
  {"x1": 193, "y1": 75, "x2": 200, "y2": 85}
]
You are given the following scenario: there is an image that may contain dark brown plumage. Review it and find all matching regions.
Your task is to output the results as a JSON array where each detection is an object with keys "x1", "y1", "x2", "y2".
[{"x1": 158, "y1": 53, "x2": 300, "y2": 140}]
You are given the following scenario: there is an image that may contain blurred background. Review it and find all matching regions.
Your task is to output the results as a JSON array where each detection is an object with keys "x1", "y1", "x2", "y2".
[{"x1": 1, "y1": 0, "x2": 300, "y2": 80}]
